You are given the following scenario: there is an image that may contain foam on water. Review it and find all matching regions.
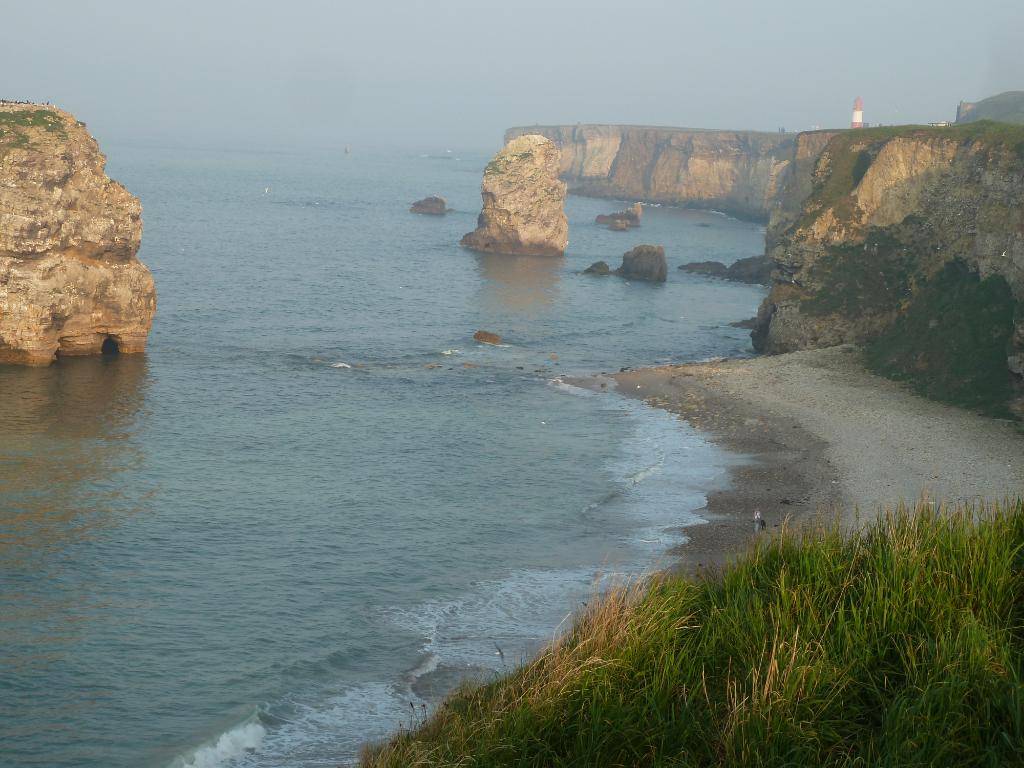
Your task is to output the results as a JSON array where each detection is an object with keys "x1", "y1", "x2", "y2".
[
  {"x1": 1, "y1": 147, "x2": 768, "y2": 768},
  {"x1": 201, "y1": 683, "x2": 413, "y2": 768},
  {"x1": 167, "y1": 718, "x2": 265, "y2": 768},
  {"x1": 192, "y1": 380, "x2": 729, "y2": 768}
]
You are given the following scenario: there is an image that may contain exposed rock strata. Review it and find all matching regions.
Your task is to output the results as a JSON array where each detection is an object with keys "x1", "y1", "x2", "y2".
[
  {"x1": 753, "y1": 124, "x2": 1024, "y2": 415},
  {"x1": 0, "y1": 102, "x2": 155, "y2": 364},
  {"x1": 461, "y1": 135, "x2": 568, "y2": 257},
  {"x1": 505, "y1": 125, "x2": 796, "y2": 221}
]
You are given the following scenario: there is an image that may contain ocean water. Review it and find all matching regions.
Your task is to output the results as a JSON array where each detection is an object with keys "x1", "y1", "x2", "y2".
[{"x1": 0, "y1": 144, "x2": 765, "y2": 768}]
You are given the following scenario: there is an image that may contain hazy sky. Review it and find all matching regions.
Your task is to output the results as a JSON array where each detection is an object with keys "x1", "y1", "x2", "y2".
[{"x1": 3, "y1": 0, "x2": 1021, "y2": 151}]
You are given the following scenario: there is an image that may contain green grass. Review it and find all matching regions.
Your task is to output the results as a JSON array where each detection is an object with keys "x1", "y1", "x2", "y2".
[
  {"x1": 800, "y1": 227, "x2": 919, "y2": 318},
  {"x1": 865, "y1": 260, "x2": 1017, "y2": 417},
  {"x1": 798, "y1": 121, "x2": 1024, "y2": 228},
  {"x1": 0, "y1": 108, "x2": 66, "y2": 156},
  {"x1": 958, "y1": 92, "x2": 1024, "y2": 127},
  {"x1": 363, "y1": 499, "x2": 1024, "y2": 767}
]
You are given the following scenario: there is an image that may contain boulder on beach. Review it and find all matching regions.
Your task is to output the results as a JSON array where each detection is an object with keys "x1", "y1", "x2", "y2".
[
  {"x1": 460, "y1": 135, "x2": 568, "y2": 257},
  {"x1": 596, "y1": 202, "x2": 642, "y2": 228},
  {"x1": 679, "y1": 255, "x2": 771, "y2": 285},
  {"x1": 473, "y1": 330, "x2": 502, "y2": 345},
  {"x1": 583, "y1": 260, "x2": 611, "y2": 276},
  {"x1": 616, "y1": 245, "x2": 667, "y2": 283},
  {"x1": 410, "y1": 196, "x2": 448, "y2": 215}
]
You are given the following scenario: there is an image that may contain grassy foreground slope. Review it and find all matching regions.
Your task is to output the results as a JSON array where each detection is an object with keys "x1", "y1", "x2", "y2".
[{"x1": 364, "y1": 500, "x2": 1024, "y2": 767}]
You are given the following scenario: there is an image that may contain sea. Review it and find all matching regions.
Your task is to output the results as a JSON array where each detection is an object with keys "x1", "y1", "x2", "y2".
[{"x1": 0, "y1": 143, "x2": 765, "y2": 768}]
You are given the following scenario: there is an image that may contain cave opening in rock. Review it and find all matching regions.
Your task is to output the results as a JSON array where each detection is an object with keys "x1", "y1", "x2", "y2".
[{"x1": 101, "y1": 336, "x2": 119, "y2": 355}]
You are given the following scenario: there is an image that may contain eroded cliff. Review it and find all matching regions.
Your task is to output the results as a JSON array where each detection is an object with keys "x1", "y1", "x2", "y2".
[
  {"x1": 753, "y1": 122, "x2": 1024, "y2": 415},
  {"x1": 505, "y1": 124, "x2": 795, "y2": 221},
  {"x1": 0, "y1": 102, "x2": 155, "y2": 364}
]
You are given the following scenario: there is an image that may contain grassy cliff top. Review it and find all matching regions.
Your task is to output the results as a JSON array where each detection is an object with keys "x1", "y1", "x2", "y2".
[
  {"x1": 808, "y1": 120, "x2": 1024, "y2": 148},
  {"x1": 364, "y1": 499, "x2": 1024, "y2": 767},
  {"x1": 506, "y1": 124, "x2": 795, "y2": 140},
  {"x1": 0, "y1": 106, "x2": 69, "y2": 156},
  {"x1": 796, "y1": 121, "x2": 1024, "y2": 230}
]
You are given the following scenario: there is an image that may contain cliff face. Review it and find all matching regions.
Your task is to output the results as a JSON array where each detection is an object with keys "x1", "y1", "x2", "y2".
[
  {"x1": 461, "y1": 134, "x2": 568, "y2": 257},
  {"x1": 504, "y1": 124, "x2": 796, "y2": 221},
  {"x1": 754, "y1": 123, "x2": 1024, "y2": 415},
  {"x1": 0, "y1": 103, "x2": 155, "y2": 365}
]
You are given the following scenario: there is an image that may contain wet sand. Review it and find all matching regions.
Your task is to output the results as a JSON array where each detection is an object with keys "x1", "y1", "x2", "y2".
[{"x1": 570, "y1": 345, "x2": 1024, "y2": 573}]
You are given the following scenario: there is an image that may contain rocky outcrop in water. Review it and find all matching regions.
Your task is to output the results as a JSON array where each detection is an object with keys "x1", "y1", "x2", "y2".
[
  {"x1": 595, "y1": 202, "x2": 642, "y2": 229},
  {"x1": 461, "y1": 135, "x2": 568, "y2": 257},
  {"x1": 505, "y1": 125, "x2": 795, "y2": 221},
  {"x1": 616, "y1": 245, "x2": 667, "y2": 283},
  {"x1": 753, "y1": 124, "x2": 1024, "y2": 415},
  {"x1": 583, "y1": 260, "x2": 611, "y2": 276},
  {"x1": 680, "y1": 255, "x2": 771, "y2": 285},
  {"x1": 410, "y1": 196, "x2": 447, "y2": 215},
  {"x1": 0, "y1": 102, "x2": 155, "y2": 365},
  {"x1": 473, "y1": 330, "x2": 502, "y2": 345}
]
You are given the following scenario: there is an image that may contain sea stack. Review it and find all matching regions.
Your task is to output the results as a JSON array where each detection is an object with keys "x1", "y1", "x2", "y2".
[
  {"x1": 616, "y1": 245, "x2": 667, "y2": 283},
  {"x1": 0, "y1": 102, "x2": 155, "y2": 364},
  {"x1": 460, "y1": 134, "x2": 568, "y2": 257}
]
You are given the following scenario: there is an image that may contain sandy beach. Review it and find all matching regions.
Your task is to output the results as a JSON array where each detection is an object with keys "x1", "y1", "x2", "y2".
[{"x1": 572, "y1": 345, "x2": 1024, "y2": 572}]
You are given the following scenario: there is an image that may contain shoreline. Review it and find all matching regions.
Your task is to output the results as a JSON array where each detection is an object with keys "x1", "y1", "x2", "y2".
[{"x1": 570, "y1": 345, "x2": 1024, "y2": 573}]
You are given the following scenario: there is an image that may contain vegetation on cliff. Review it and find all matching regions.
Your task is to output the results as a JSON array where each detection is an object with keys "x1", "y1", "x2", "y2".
[
  {"x1": 957, "y1": 91, "x2": 1024, "y2": 126},
  {"x1": 758, "y1": 121, "x2": 1024, "y2": 417},
  {"x1": 364, "y1": 499, "x2": 1024, "y2": 767},
  {"x1": 0, "y1": 108, "x2": 66, "y2": 156},
  {"x1": 797, "y1": 122, "x2": 1024, "y2": 230},
  {"x1": 864, "y1": 261, "x2": 1018, "y2": 416}
]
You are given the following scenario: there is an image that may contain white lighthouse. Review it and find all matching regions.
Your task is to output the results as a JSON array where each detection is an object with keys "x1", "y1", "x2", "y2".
[{"x1": 851, "y1": 96, "x2": 865, "y2": 128}]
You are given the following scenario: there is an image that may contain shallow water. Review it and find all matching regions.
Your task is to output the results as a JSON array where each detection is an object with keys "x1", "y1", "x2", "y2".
[{"x1": 0, "y1": 145, "x2": 765, "y2": 767}]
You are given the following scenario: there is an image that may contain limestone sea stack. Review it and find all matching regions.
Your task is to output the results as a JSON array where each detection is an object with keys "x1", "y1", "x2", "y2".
[
  {"x1": 0, "y1": 102, "x2": 155, "y2": 364},
  {"x1": 460, "y1": 134, "x2": 568, "y2": 257}
]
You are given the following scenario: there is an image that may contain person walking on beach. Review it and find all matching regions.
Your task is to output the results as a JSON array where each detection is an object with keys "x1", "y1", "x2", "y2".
[{"x1": 753, "y1": 509, "x2": 766, "y2": 533}]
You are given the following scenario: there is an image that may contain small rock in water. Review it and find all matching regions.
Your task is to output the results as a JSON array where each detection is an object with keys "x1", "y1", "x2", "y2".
[
  {"x1": 595, "y1": 202, "x2": 642, "y2": 228},
  {"x1": 583, "y1": 260, "x2": 611, "y2": 276},
  {"x1": 616, "y1": 244, "x2": 667, "y2": 283},
  {"x1": 410, "y1": 195, "x2": 447, "y2": 215},
  {"x1": 473, "y1": 330, "x2": 502, "y2": 345}
]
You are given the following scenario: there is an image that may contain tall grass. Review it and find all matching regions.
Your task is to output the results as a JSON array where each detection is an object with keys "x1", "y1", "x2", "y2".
[{"x1": 363, "y1": 499, "x2": 1024, "y2": 767}]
